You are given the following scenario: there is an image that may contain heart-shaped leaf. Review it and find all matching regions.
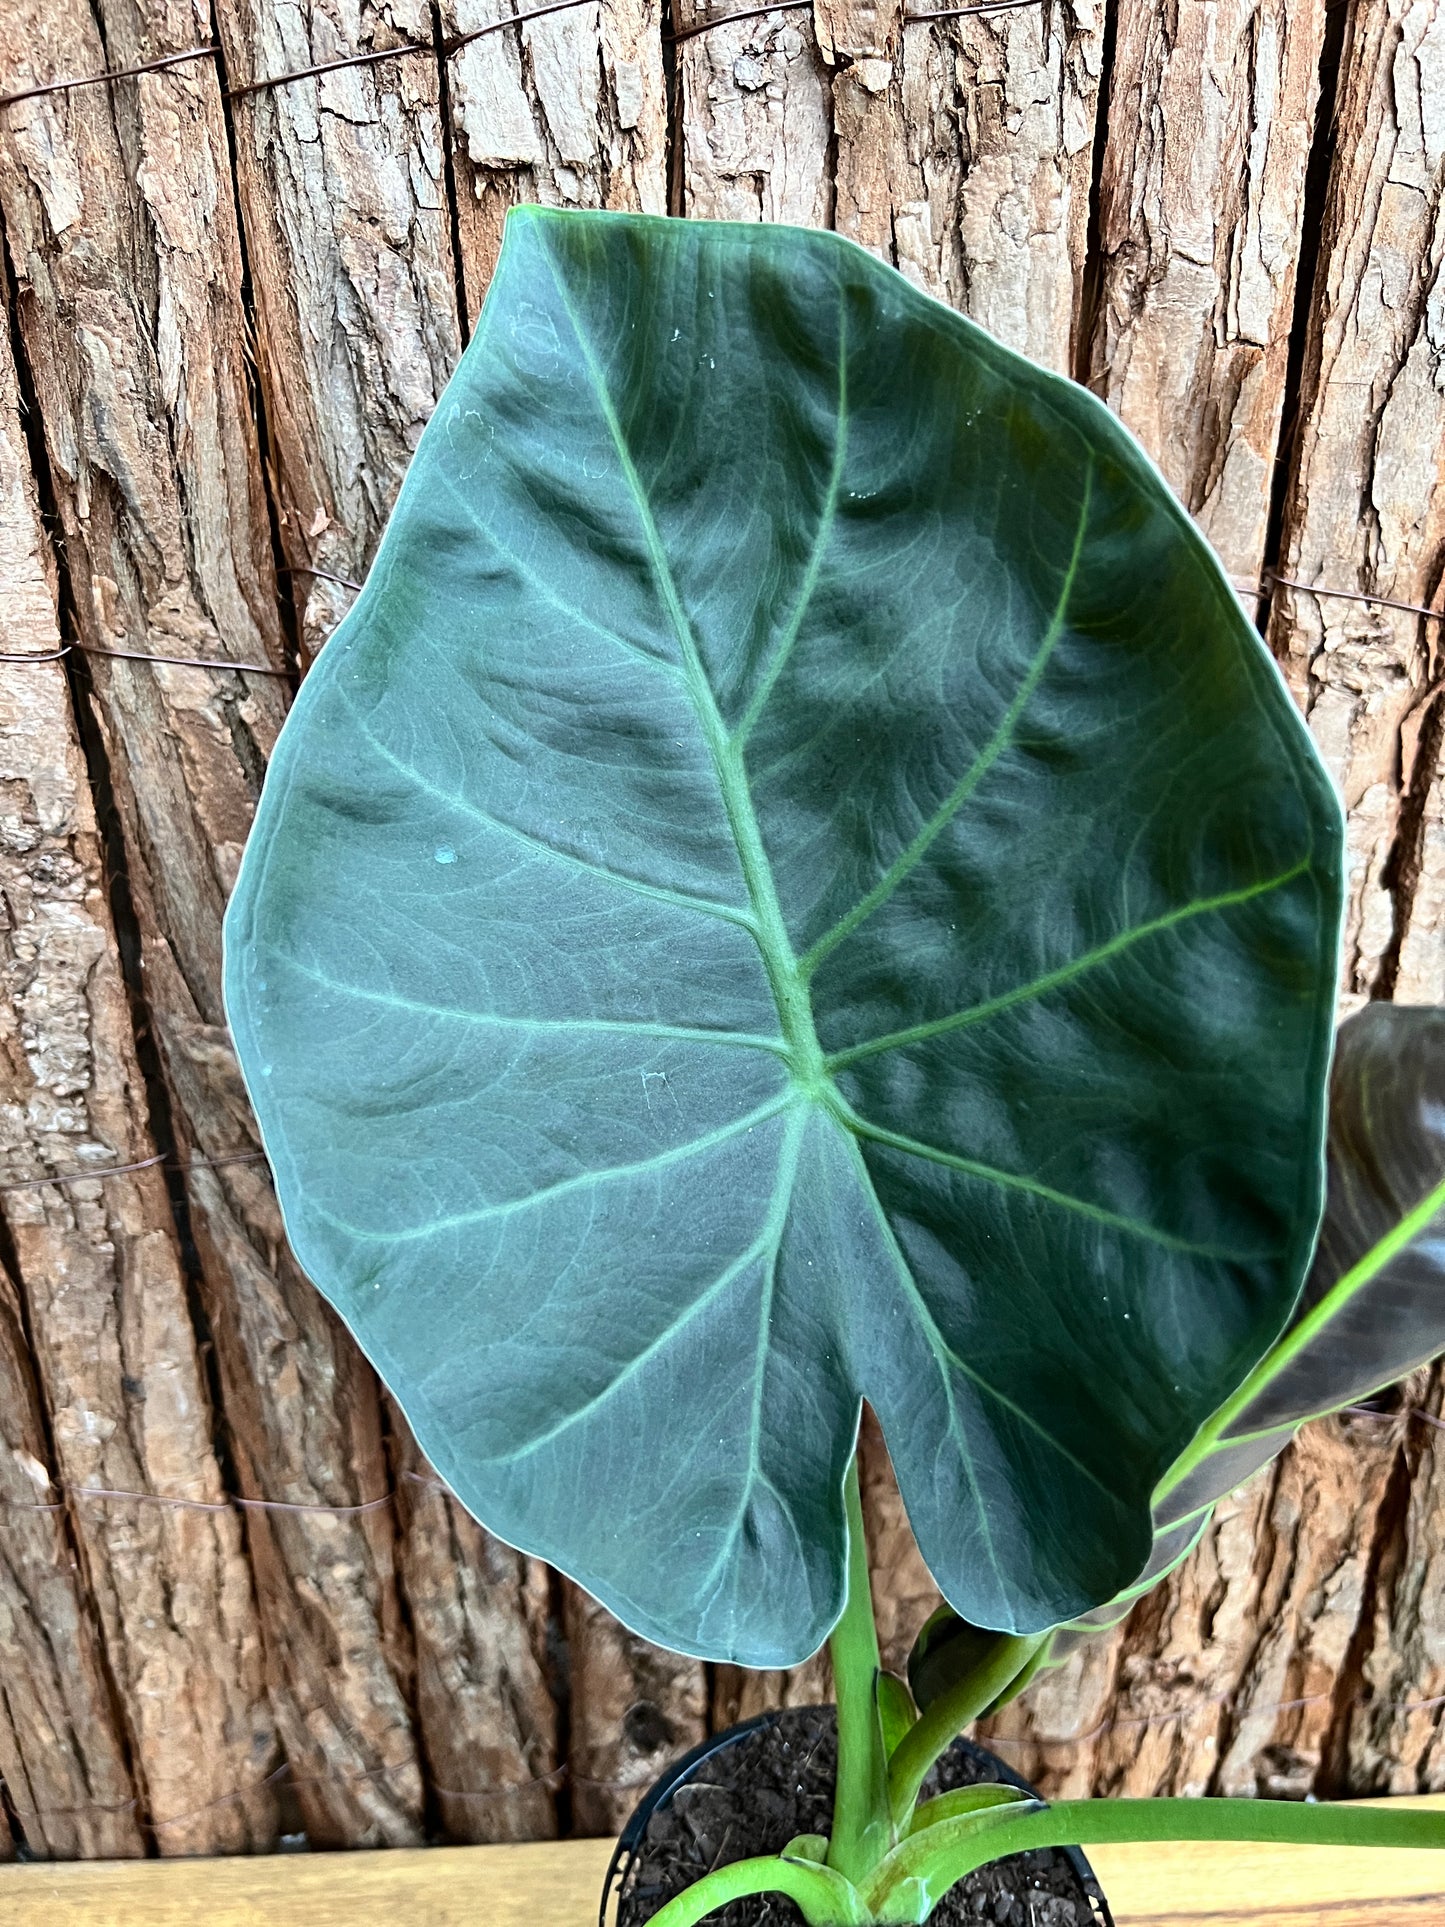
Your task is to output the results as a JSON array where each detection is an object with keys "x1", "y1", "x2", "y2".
[{"x1": 224, "y1": 208, "x2": 1342, "y2": 1666}]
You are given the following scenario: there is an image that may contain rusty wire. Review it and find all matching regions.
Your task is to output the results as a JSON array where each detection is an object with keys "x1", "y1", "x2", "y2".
[
  {"x1": 0, "y1": 1147, "x2": 266, "y2": 1196},
  {"x1": 0, "y1": 0, "x2": 1054, "y2": 111},
  {"x1": 0, "y1": 45, "x2": 217, "y2": 110},
  {"x1": 0, "y1": 640, "x2": 288, "y2": 675},
  {"x1": 1265, "y1": 570, "x2": 1445, "y2": 624}
]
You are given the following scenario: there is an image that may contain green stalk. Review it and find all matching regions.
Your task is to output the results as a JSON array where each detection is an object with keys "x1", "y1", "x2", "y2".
[
  {"x1": 863, "y1": 1796, "x2": 1445, "y2": 1919},
  {"x1": 643, "y1": 1853, "x2": 872, "y2": 1927},
  {"x1": 885, "y1": 1632, "x2": 1044, "y2": 1832},
  {"x1": 1158, "y1": 1167, "x2": 1445, "y2": 1506},
  {"x1": 826, "y1": 1454, "x2": 894, "y2": 1884}
]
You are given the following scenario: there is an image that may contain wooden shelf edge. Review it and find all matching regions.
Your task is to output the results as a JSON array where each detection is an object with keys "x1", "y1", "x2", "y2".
[{"x1": 2, "y1": 1799, "x2": 1443, "y2": 1926}]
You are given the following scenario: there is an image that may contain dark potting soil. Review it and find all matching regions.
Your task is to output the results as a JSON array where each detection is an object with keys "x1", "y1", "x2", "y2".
[{"x1": 614, "y1": 1706, "x2": 1106, "y2": 1927}]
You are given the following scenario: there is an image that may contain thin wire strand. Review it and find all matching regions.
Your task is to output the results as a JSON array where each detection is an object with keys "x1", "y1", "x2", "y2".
[
  {"x1": 226, "y1": 0, "x2": 604, "y2": 100},
  {"x1": 0, "y1": 1148, "x2": 266, "y2": 1195},
  {"x1": 0, "y1": 46, "x2": 217, "y2": 111},
  {"x1": 3, "y1": 1481, "x2": 392, "y2": 1518},
  {"x1": 280, "y1": 564, "x2": 365, "y2": 592},
  {"x1": 82, "y1": 640, "x2": 290, "y2": 675},
  {"x1": 902, "y1": 0, "x2": 1045, "y2": 18},
  {"x1": 224, "y1": 38, "x2": 429, "y2": 100},
  {"x1": 0, "y1": 640, "x2": 288, "y2": 675},
  {"x1": 1265, "y1": 570, "x2": 1445, "y2": 624},
  {"x1": 667, "y1": 1, "x2": 810, "y2": 44}
]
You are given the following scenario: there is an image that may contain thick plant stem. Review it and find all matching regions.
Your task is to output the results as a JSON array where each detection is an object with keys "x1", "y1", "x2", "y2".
[
  {"x1": 644, "y1": 1852, "x2": 873, "y2": 1927},
  {"x1": 885, "y1": 1632, "x2": 1044, "y2": 1831},
  {"x1": 826, "y1": 1453, "x2": 894, "y2": 1885},
  {"x1": 863, "y1": 1798, "x2": 1445, "y2": 1918}
]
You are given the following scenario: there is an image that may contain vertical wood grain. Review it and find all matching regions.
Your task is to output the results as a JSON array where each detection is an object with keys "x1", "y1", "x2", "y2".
[
  {"x1": 0, "y1": 192, "x2": 275, "y2": 1852},
  {"x1": 214, "y1": 0, "x2": 461, "y2": 662},
  {"x1": 1265, "y1": 0, "x2": 1445, "y2": 1004},
  {"x1": 1086, "y1": 0, "x2": 1327, "y2": 580},
  {"x1": 440, "y1": 0, "x2": 667, "y2": 324}
]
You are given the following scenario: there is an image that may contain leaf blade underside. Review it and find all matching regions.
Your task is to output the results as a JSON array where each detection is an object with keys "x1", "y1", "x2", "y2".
[{"x1": 224, "y1": 209, "x2": 1343, "y2": 1664}]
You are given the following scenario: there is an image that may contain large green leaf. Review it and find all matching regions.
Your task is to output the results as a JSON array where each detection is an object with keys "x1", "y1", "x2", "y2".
[{"x1": 223, "y1": 208, "x2": 1343, "y2": 1667}]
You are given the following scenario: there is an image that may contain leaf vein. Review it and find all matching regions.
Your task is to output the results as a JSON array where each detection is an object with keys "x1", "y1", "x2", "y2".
[
  {"x1": 270, "y1": 953, "x2": 788, "y2": 1055},
  {"x1": 316, "y1": 1092, "x2": 793, "y2": 1246},
  {"x1": 838, "y1": 1104, "x2": 1245, "y2": 1258},
  {"x1": 800, "y1": 463, "x2": 1094, "y2": 978},
  {"x1": 828, "y1": 861, "x2": 1311, "y2": 1068}
]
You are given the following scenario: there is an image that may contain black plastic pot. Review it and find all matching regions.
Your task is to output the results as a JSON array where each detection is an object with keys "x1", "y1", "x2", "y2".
[{"x1": 602, "y1": 1705, "x2": 1113, "y2": 1927}]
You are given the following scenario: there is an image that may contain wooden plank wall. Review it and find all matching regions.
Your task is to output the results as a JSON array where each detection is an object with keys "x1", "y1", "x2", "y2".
[{"x1": 0, "y1": 0, "x2": 1441, "y2": 1861}]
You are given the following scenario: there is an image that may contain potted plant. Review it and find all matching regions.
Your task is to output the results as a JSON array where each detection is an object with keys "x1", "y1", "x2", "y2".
[{"x1": 222, "y1": 207, "x2": 1445, "y2": 1923}]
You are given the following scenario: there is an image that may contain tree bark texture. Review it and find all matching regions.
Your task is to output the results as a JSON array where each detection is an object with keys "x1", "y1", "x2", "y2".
[
  {"x1": 1264, "y1": 0, "x2": 1445, "y2": 1009},
  {"x1": 0, "y1": 0, "x2": 1443, "y2": 1859},
  {"x1": 0, "y1": 238, "x2": 274, "y2": 1852},
  {"x1": 441, "y1": 0, "x2": 667, "y2": 324}
]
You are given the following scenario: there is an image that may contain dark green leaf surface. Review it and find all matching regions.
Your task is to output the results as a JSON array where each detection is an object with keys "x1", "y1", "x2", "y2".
[
  {"x1": 1156, "y1": 1002, "x2": 1445, "y2": 1526},
  {"x1": 223, "y1": 208, "x2": 1342, "y2": 1665},
  {"x1": 1022, "y1": 1003, "x2": 1445, "y2": 1667}
]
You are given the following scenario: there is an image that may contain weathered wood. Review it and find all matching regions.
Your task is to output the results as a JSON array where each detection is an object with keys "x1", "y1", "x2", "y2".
[
  {"x1": 6, "y1": 1815, "x2": 1445, "y2": 1925},
  {"x1": 1346, "y1": 1379, "x2": 1445, "y2": 1794},
  {"x1": 563, "y1": 1582, "x2": 707, "y2": 1836},
  {"x1": 0, "y1": 230, "x2": 274, "y2": 1852},
  {"x1": 676, "y1": 2, "x2": 833, "y2": 226},
  {"x1": 390, "y1": 1413, "x2": 561, "y2": 1844},
  {"x1": 0, "y1": 0, "x2": 432, "y2": 1850},
  {"x1": 1087, "y1": 0, "x2": 1326, "y2": 580},
  {"x1": 830, "y1": 0, "x2": 1104, "y2": 372},
  {"x1": 1265, "y1": 0, "x2": 1445, "y2": 1004},
  {"x1": 0, "y1": 310, "x2": 146, "y2": 1863},
  {"x1": 214, "y1": 0, "x2": 461, "y2": 661},
  {"x1": 441, "y1": 0, "x2": 667, "y2": 325},
  {"x1": 0, "y1": 1260, "x2": 145, "y2": 1861},
  {"x1": 980, "y1": 1414, "x2": 1409, "y2": 1802}
]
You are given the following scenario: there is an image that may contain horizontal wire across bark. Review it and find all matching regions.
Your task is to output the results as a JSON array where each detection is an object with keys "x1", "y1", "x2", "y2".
[{"x1": 0, "y1": 0, "x2": 1050, "y2": 111}]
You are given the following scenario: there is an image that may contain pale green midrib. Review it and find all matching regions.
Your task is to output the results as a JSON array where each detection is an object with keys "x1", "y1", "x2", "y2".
[
  {"x1": 272, "y1": 952, "x2": 789, "y2": 1056},
  {"x1": 539, "y1": 241, "x2": 827, "y2": 1087},
  {"x1": 827, "y1": 860, "x2": 1310, "y2": 1071},
  {"x1": 798, "y1": 464, "x2": 1095, "y2": 982},
  {"x1": 1154, "y1": 1164, "x2": 1445, "y2": 1509},
  {"x1": 530, "y1": 260, "x2": 1218, "y2": 1302},
  {"x1": 732, "y1": 300, "x2": 849, "y2": 751}
]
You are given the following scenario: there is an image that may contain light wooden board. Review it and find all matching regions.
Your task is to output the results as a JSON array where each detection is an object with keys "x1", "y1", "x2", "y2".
[{"x1": 4, "y1": 1806, "x2": 1445, "y2": 1927}]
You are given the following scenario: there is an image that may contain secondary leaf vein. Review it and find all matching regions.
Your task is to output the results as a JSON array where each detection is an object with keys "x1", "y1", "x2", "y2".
[
  {"x1": 344, "y1": 698, "x2": 757, "y2": 933},
  {"x1": 800, "y1": 463, "x2": 1094, "y2": 978},
  {"x1": 487, "y1": 1113, "x2": 804, "y2": 1468},
  {"x1": 273, "y1": 953, "x2": 788, "y2": 1056},
  {"x1": 828, "y1": 861, "x2": 1311, "y2": 1068},
  {"x1": 838, "y1": 1103, "x2": 1244, "y2": 1258},
  {"x1": 316, "y1": 1092, "x2": 793, "y2": 1245}
]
